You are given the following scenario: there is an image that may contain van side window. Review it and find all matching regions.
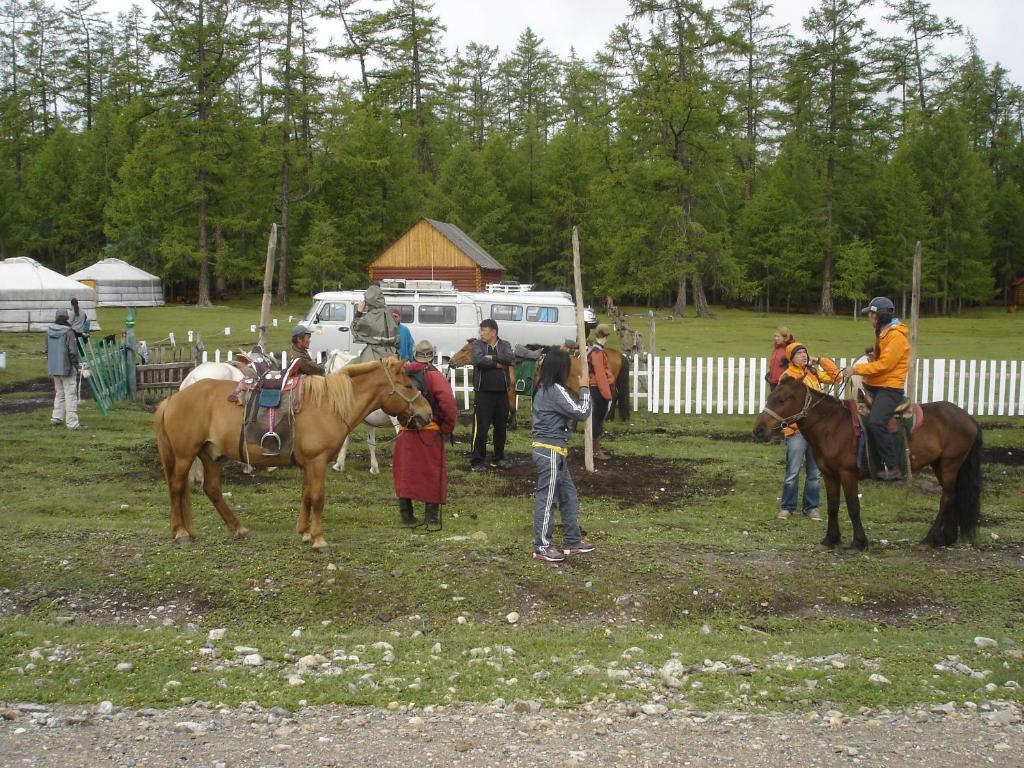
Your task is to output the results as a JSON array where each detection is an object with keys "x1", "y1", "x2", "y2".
[
  {"x1": 319, "y1": 303, "x2": 347, "y2": 322},
  {"x1": 527, "y1": 306, "x2": 558, "y2": 323},
  {"x1": 388, "y1": 304, "x2": 414, "y2": 323},
  {"x1": 418, "y1": 305, "x2": 457, "y2": 324},
  {"x1": 490, "y1": 304, "x2": 523, "y2": 322}
]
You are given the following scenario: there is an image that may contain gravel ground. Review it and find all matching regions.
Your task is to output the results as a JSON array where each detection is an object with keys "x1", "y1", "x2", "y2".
[{"x1": 2, "y1": 700, "x2": 1022, "y2": 767}]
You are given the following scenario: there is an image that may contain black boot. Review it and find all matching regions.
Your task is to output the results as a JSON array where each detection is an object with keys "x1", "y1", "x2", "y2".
[
  {"x1": 424, "y1": 503, "x2": 441, "y2": 531},
  {"x1": 399, "y1": 498, "x2": 417, "y2": 526}
]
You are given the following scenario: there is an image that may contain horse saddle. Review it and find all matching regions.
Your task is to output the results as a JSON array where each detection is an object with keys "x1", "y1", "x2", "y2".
[
  {"x1": 847, "y1": 399, "x2": 925, "y2": 479},
  {"x1": 232, "y1": 360, "x2": 305, "y2": 457}
]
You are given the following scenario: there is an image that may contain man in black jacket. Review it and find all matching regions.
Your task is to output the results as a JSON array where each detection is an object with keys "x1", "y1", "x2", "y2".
[{"x1": 470, "y1": 319, "x2": 515, "y2": 471}]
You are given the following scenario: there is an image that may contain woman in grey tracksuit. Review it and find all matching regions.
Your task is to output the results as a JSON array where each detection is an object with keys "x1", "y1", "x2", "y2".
[{"x1": 530, "y1": 348, "x2": 595, "y2": 562}]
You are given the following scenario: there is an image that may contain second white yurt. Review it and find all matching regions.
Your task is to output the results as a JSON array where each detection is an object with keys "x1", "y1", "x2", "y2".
[
  {"x1": 0, "y1": 257, "x2": 99, "y2": 331},
  {"x1": 69, "y1": 258, "x2": 164, "y2": 307}
]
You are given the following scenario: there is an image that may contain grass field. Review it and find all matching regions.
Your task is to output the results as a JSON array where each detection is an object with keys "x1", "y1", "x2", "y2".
[{"x1": 1, "y1": 302, "x2": 1022, "y2": 713}]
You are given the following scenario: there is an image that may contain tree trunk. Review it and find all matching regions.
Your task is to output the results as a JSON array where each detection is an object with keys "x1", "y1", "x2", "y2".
[
  {"x1": 692, "y1": 274, "x2": 714, "y2": 318},
  {"x1": 276, "y1": 1, "x2": 294, "y2": 306},
  {"x1": 672, "y1": 273, "x2": 688, "y2": 317}
]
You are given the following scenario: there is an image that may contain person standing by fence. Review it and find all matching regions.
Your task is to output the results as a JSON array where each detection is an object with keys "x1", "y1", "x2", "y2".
[
  {"x1": 46, "y1": 308, "x2": 82, "y2": 430},
  {"x1": 587, "y1": 323, "x2": 616, "y2": 461},
  {"x1": 767, "y1": 326, "x2": 794, "y2": 392},
  {"x1": 68, "y1": 298, "x2": 89, "y2": 345},
  {"x1": 470, "y1": 319, "x2": 515, "y2": 471}
]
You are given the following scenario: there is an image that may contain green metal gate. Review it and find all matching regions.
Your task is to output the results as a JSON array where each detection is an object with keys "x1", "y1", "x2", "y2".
[{"x1": 80, "y1": 336, "x2": 131, "y2": 414}]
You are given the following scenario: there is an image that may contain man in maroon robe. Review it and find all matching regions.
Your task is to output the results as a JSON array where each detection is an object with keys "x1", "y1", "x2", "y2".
[{"x1": 393, "y1": 339, "x2": 458, "y2": 530}]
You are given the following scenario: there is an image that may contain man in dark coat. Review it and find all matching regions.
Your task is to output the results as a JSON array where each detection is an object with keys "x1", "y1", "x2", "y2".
[
  {"x1": 392, "y1": 339, "x2": 457, "y2": 530},
  {"x1": 470, "y1": 318, "x2": 515, "y2": 471},
  {"x1": 290, "y1": 324, "x2": 326, "y2": 376}
]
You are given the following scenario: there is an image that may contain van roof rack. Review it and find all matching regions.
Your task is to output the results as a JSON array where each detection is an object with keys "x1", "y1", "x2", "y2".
[
  {"x1": 379, "y1": 278, "x2": 456, "y2": 294},
  {"x1": 484, "y1": 282, "x2": 535, "y2": 293}
]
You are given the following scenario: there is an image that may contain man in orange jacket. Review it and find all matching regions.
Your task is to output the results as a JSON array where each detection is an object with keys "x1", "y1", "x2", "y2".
[
  {"x1": 587, "y1": 324, "x2": 616, "y2": 461},
  {"x1": 843, "y1": 296, "x2": 910, "y2": 481}
]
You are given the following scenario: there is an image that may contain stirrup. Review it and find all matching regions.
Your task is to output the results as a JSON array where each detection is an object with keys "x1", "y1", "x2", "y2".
[
  {"x1": 893, "y1": 398, "x2": 912, "y2": 415},
  {"x1": 260, "y1": 431, "x2": 282, "y2": 455}
]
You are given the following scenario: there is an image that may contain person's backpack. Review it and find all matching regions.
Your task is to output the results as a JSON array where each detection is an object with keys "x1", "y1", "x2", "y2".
[{"x1": 406, "y1": 364, "x2": 444, "y2": 427}]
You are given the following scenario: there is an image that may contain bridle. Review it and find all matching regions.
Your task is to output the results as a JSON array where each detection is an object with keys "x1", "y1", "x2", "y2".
[
  {"x1": 760, "y1": 382, "x2": 828, "y2": 431},
  {"x1": 380, "y1": 359, "x2": 428, "y2": 428}
]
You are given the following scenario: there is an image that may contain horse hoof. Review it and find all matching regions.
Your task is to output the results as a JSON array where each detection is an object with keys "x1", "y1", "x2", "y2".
[
  {"x1": 312, "y1": 542, "x2": 329, "y2": 554},
  {"x1": 331, "y1": 464, "x2": 342, "y2": 472},
  {"x1": 370, "y1": 467, "x2": 379, "y2": 475},
  {"x1": 300, "y1": 532, "x2": 312, "y2": 543},
  {"x1": 234, "y1": 528, "x2": 249, "y2": 539},
  {"x1": 850, "y1": 539, "x2": 868, "y2": 551},
  {"x1": 173, "y1": 533, "x2": 195, "y2": 545},
  {"x1": 820, "y1": 537, "x2": 839, "y2": 549}
]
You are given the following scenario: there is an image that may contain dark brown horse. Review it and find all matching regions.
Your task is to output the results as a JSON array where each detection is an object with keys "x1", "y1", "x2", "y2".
[
  {"x1": 448, "y1": 340, "x2": 630, "y2": 428},
  {"x1": 753, "y1": 375, "x2": 982, "y2": 550},
  {"x1": 154, "y1": 358, "x2": 433, "y2": 552}
]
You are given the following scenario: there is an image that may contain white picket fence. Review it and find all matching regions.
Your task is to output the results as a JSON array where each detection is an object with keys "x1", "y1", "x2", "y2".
[
  {"x1": 198, "y1": 349, "x2": 1024, "y2": 418},
  {"x1": 631, "y1": 355, "x2": 1024, "y2": 417}
]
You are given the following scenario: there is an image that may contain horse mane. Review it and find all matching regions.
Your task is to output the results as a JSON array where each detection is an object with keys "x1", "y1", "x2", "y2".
[{"x1": 303, "y1": 369, "x2": 356, "y2": 420}]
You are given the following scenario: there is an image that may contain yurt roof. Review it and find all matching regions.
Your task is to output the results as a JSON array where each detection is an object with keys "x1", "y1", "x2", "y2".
[
  {"x1": 1, "y1": 257, "x2": 98, "y2": 295},
  {"x1": 69, "y1": 257, "x2": 160, "y2": 282}
]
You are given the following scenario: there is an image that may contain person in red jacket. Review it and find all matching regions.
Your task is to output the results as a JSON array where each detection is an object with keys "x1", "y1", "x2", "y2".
[
  {"x1": 393, "y1": 339, "x2": 458, "y2": 530},
  {"x1": 767, "y1": 326, "x2": 794, "y2": 391},
  {"x1": 587, "y1": 324, "x2": 616, "y2": 460}
]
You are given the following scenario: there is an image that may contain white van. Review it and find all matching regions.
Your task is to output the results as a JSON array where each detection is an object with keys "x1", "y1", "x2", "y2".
[{"x1": 303, "y1": 279, "x2": 579, "y2": 362}]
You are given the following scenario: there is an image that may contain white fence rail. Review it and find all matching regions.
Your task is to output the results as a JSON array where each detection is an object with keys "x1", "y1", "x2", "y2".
[
  {"x1": 631, "y1": 355, "x2": 1024, "y2": 417},
  {"x1": 195, "y1": 349, "x2": 1024, "y2": 418}
]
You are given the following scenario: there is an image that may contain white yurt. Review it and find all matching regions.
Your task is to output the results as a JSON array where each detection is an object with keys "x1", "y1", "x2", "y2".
[
  {"x1": 69, "y1": 257, "x2": 165, "y2": 307},
  {"x1": 0, "y1": 257, "x2": 100, "y2": 332}
]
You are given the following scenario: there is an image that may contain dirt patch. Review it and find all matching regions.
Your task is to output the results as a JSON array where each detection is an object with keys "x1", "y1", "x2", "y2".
[
  {"x1": 0, "y1": 397, "x2": 51, "y2": 415},
  {"x1": 609, "y1": 426, "x2": 758, "y2": 443},
  {"x1": 484, "y1": 449, "x2": 733, "y2": 505},
  {"x1": 984, "y1": 446, "x2": 1024, "y2": 466},
  {"x1": 0, "y1": 376, "x2": 51, "y2": 395}
]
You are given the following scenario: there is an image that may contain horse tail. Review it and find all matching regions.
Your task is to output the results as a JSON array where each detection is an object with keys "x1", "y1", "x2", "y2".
[
  {"x1": 953, "y1": 421, "x2": 983, "y2": 541},
  {"x1": 614, "y1": 354, "x2": 631, "y2": 420},
  {"x1": 154, "y1": 398, "x2": 173, "y2": 482}
]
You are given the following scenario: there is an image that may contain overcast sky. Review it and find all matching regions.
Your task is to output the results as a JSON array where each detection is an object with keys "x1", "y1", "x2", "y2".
[{"x1": 96, "y1": 0, "x2": 1022, "y2": 83}]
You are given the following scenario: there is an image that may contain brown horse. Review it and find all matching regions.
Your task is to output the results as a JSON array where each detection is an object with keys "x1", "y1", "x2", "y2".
[
  {"x1": 154, "y1": 358, "x2": 433, "y2": 553},
  {"x1": 447, "y1": 340, "x2": 630, "y2": 426},
  {"x1": 753, "y1": 375, "x2": 982, "y2": 550}
]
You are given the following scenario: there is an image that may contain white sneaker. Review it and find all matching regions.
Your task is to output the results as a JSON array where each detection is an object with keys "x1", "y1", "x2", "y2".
[
  {"x1": 777, "y1": 510, "x2": 792, "y2": 520},
  {"x1": 805, "y1": 508, "x2": 822, "y2": 521}
]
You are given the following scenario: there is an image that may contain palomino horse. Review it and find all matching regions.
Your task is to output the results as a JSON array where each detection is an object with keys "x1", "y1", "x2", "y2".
[
  {"x1": 448, "y1": 340, "x2": 631, "y2": 426},
  {"x1": 753, "y1": 375, "x2": 982, "y2": 550},
  {"x1": 154, "y1": 358, "x2": 433, "y2": 552},
  {"x1": 324, "y1": 350, "x2": 399, "y2": 474}
]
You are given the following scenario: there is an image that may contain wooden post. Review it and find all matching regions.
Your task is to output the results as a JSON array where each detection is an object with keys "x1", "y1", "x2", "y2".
[
  {"x1": 258, "y1": 223, "x2": 278, "y2": 352},
  {"x1": 125, "y1": 307, "x2": 137, "y2": 398},
  {"x1": 904, "y1": 240, "x2": 922, "y2": 481},
  {"x1": 907, "y1": 241, "x2": 922, "y2": 406},
  {"x1": 572, "y1": 226, "x2": 593, "y2": 473}
]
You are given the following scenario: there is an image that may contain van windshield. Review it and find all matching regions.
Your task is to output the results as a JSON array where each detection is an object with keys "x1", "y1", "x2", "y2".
[{"x1": 318, "y1": 302, "x2": 347, "y2": 322}]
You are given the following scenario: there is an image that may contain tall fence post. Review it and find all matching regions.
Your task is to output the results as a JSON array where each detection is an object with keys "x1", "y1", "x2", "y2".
[{"x1": 125, "y1": 307, "x2": 137, "y2": 399}]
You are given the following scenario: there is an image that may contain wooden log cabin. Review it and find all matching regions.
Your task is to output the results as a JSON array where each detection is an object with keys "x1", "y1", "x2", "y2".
[{"x1": 369, "y1": 218, "x2": 504, "y2": 291}]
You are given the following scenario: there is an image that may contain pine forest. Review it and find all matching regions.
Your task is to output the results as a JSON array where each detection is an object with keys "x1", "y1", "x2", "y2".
[{"x1": 2, "y1": 0, "x2": 1023, "y2": 315}]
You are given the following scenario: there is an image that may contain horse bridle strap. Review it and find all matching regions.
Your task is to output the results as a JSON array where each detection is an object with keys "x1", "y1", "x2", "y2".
[
  {"x1": 761, "y1": 387, "x2": 816, "y2": 430},
  {"x1": 380, "y1": 360, "x2": 427, "y2": 427}
]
